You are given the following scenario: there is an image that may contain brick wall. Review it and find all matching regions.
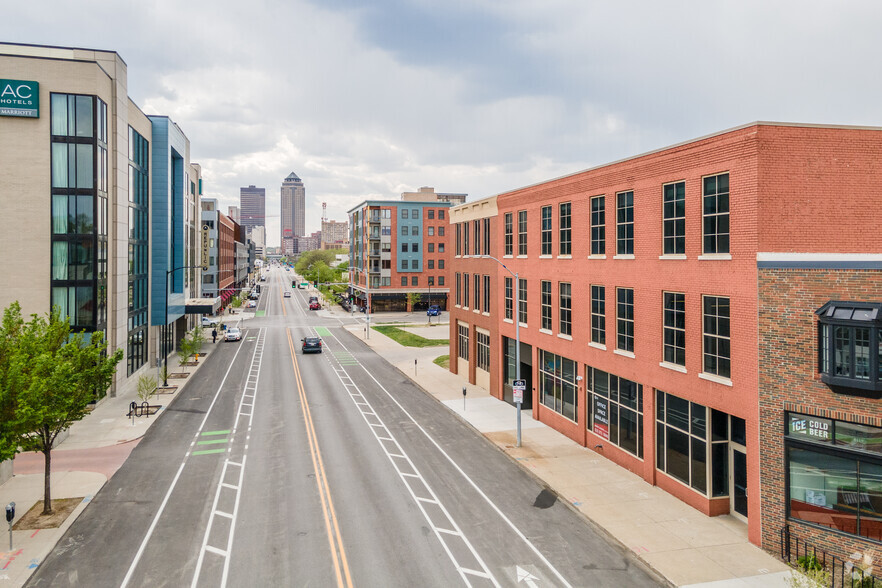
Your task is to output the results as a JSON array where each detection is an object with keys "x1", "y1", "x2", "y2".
[{"x1": 758, "y1": 268, "x2": 882, "y2": 564}]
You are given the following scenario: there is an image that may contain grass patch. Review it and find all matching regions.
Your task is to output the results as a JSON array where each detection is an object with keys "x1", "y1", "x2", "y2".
[
  {"x1": 433, "y1": 355, "x2": 450, "y2": 369},
  {"x1": 373, "y1": 325, "x2": 449, "y2": 347}
]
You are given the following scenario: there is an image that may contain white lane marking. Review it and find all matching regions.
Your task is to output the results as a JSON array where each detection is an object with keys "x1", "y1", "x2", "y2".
[
  {"x1": 317, "y1": 334, "x2": 499, "y2": 588},
  {"x1": 327, "y1": 328, "x2": 574, "y2": 588},
  {"x1": 191, "y1": 328, "x2": 265, "y2": 588},
  {"x1": 120, "y1": 329, "x2": 251, "y2": 588}
]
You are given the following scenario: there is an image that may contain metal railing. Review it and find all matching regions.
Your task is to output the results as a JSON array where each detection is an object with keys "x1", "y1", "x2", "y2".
[{"x1": 781, "y1": 525, "x2": 882, "y2": 587}]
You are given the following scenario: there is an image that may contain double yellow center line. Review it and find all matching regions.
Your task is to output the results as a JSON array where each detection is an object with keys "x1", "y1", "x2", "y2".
[{"x1": 286, "y1": 328, "x2": 353, "y2": 588}]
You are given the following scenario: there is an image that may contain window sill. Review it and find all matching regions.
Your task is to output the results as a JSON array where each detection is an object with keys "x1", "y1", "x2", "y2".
[
  {"x1": 518, "y1": 322, "x2": 528, "y2": 329},
  {"x1": 699, "y1": 372, "x2": 733, "y2": 387},
  {"x1": 539, "y1": 255, "x2": 553, "y2": 259},
  {"x1": 614, "y1": 349, "x2": 635, "y2": 359},
  {"x1": 482, "y1": 312, "x2": 490, "y2": 317},
  {"x1": 698, "y1": 253, "x2": 732, "y2": 261},
  {"x1": 539, "y1": 328, "x2": 553, "y2": 335},
  {"x1": 557, "y1": 333, "x2": 573, "y2": 341},
  {"x1": 517, "y1": 255, "x2": 528, "y2": 259},
  {"x1": 503, "y1": 255, "x2": 513, "y2": 259},
  {"x1": 557, "y1": 255, "x2": 572, "y2": 260},
  {"x1": 455, "y1": 305, "x2": 461, "y2": 309},
  {"x1": 613, "y1": 254, "x2": 635, "y2": 260},
  {"x1": 503, "y1": 318, "x2": 513, "y2": 324},
  {"x1": 473, "y1": 308, "x2": 481, "y2": 314},
  {"x1": 588, "y1": 254, "x2": 607, "y2": 260},
  {"x1": 588, "y1": 341, "x2": 607, "y2": 351},
  {"x1": 659, "y1": 361, "x2": 687, "y2": 374},
  {"x1": 659, "y1": 254, "x2": 687, "y2": 260}
]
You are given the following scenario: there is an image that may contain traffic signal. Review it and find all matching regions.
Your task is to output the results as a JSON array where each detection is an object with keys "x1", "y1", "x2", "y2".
[{"x1": 292, "y1": 280, "x2": 295, "y2": 288}]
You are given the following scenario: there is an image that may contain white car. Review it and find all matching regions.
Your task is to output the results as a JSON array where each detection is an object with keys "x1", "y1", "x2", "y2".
[
  {"x1": 284, "y1": 291, "x2": 291, "y2": 298},
  {"x1": 202, "y1": 316, "x2": 219, "y2": 328},
  {"x1": 246, "y1": 300, "x2": 257, "y2": 308},
  {"x1": 224, "y1": 327, "x2": 242, "y2": 342}
]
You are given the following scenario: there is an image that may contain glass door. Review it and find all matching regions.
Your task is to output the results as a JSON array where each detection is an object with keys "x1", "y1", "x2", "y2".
[{"x1": 731, "y1": 447, "x2": 748, "y2": 519}]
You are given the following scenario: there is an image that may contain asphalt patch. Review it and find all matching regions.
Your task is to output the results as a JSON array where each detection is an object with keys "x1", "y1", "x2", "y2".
[{"x1": 532, "y1": 488, "x2": 557, "y2": 509}]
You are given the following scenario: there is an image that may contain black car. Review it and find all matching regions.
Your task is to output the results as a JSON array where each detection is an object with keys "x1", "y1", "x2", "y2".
[{"x1": 301, "y1": 337, "x2": 322, "y2": 353}]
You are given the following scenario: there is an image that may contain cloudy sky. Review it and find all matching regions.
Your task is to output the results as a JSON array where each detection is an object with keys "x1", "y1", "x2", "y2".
[{"x1": 4, "y1": 1, "x2": 881, "y2": 245}]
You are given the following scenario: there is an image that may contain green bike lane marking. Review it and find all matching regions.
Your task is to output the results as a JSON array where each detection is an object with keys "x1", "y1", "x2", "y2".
[
  {"x1": 192, "y1": 429, "x2": 231, "y2": 455},
  {"x1": 314, "y1": 327, "x2": 358, "y2": 364}
]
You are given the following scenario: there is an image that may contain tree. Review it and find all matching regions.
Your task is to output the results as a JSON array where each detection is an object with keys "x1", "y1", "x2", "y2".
[
  {"x1": 0, "y1": 303, "x2": 123, "y2": 514},
  {"x1": 407, "y1": 292, "x2": 422, "y2": 310}
]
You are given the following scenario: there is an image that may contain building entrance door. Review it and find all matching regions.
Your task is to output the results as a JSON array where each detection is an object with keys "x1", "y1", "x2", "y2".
[{"x1": 731, "y1": 447, "x2": 748, "y2": 520}]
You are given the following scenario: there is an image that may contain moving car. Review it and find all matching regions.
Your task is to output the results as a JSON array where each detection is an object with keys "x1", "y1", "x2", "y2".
[
  {"x1": 246, "y1": 300, "x2": 257, "y2": 308},
  {"x1": 301, "y1": 337, "x2": 322, "y2": 353},
  {"x1": 427, "y1": 305, "x2": 442, "y2": 316},
  {"x1": 224, "y1": 327, "x2": 242, "y2": 342},
  {"x1": 309, "y1": 301, "x2": 320, "y2": 310},
  {"x1": 284, "y1": 291, "x2": 291, "y2": 298},
  {"x1": 308, "y1": 295, "x2": 318, "y2": 303},
  {"x1": 202, "y1": 316, "x2": 220, "y2": 327}
]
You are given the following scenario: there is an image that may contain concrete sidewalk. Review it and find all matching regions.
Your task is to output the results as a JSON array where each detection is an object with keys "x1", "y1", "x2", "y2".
[
  {"x1": 340, "y1": 315, "x2": 794, "y2": 588},
  {"x1": 0, "y1": 340, "x2": 218, "y2": 587}
]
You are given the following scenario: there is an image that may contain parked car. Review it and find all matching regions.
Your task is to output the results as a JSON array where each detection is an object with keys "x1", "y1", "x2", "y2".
[
  {"x1": 284, "y1": 291, "x2": 291, "y2": 298},
  {"x1": 427, "y1": 305, "x2": 442, "y2": 316},
  {"x1": 202, "y1": 316, "x2": 220, "y2": 327},
  {"x1": 301, "y1": 337, "x2": 322, "y2": 353},
  {"x1": 224, "y1": 327, "x2": 242, "y2": 342},
  {"x1": 246, "y1": 300, "x2": 257, "y2": 308},
  {"x1": 309, "y1": 301, "x2": 320, "y2": 310}
]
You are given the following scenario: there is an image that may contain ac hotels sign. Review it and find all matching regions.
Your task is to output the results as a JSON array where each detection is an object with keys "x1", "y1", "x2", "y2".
[{"x1": 0, "y1": 79, "x2": 39, "y2": 118}]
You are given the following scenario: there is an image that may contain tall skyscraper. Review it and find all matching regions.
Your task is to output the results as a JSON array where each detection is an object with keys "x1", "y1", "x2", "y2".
[
  {"x1": 239, "y1": 185, "x2": 265, "y2": 232},
  {"x1": 280, "y1": 172, "x2": 305, "y2": 255}
]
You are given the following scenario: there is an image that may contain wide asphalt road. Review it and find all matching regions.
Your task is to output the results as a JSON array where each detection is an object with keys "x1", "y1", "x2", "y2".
[{"x1": 27, "y1": 267, "x2": 661, "y2": 587}]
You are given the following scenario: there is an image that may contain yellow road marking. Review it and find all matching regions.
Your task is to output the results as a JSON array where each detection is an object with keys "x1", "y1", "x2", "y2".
[{"x1": 286, "y1": 328, "x2": 353, "y2": 588}]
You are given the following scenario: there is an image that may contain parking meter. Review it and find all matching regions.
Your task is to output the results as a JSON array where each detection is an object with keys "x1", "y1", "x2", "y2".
[
  {"x1": 462, "y1": 386, "x2": 467, "y2": 410},
  {"x1": 6, "y1": 502, "x2": 13, "y2": 550}
]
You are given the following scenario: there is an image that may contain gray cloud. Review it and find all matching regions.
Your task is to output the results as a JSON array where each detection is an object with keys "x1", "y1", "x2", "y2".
[{"x1": 4, "y1": 0, "x2": 882, "y2": 245}]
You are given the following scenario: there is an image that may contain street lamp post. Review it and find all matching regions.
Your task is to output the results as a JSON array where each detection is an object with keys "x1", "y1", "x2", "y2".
[
  {"x1": 163, "y1": 264, "x2": 204, "y2": 387},
  {"x1": 473, "y1": 254, "x2": 522, "y2": 448}
]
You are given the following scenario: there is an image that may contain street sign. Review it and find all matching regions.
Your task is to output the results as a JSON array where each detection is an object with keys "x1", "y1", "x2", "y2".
[{"x1": 513, "y1": 379, "x2": 526, "y2": 403}]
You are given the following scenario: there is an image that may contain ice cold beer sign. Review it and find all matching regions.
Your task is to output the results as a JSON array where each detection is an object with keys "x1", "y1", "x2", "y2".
[
  {"x1": 789, "y1": 414, "x2": 832, "y2": 442},
  {"x1": 0, "y1": 79, "x2": 39, "y2": 118}
]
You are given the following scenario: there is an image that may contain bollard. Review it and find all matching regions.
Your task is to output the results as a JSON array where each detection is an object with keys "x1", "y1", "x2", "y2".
[
  {"x1": 415, "y1": 358, "x2": 417, "y2": 376},
  {"x1": 463, "y1": 386, "x2": 467, "y2": 411}
]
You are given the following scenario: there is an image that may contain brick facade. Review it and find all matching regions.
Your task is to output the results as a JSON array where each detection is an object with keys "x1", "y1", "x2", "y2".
[
  {"x1": 759, "y1": 268, "x2": 882, "y2": 565},
  {"x1": 450, "y1": 122, "x2": 882, "y2": 554}
]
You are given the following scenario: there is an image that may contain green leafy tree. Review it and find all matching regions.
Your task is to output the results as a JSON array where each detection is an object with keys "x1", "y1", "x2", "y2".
[
  {"x1": 407, "y1": 292, "x2": 422, "y2": 310},
  {"x1": 0, "y1": 303, "x2": 123, "y2": 514}
]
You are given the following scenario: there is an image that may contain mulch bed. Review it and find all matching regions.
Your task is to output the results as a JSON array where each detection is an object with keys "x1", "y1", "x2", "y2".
[
  {"x1": 155, "y1": 386, "x2": 177, "y2": 394},
  {"x1": 13, "y1": 497, "x2": 84, "y2": 530},
  {"x1": 168, "y1": 373, "x2": 189, "y2": 379}
]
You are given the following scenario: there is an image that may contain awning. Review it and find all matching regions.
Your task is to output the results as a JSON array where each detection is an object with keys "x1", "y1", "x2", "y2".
[{"x1": 185, "y1": 296, "x2": 221, "y2": 315}]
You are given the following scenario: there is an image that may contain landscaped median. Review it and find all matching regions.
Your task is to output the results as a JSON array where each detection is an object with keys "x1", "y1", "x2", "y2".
[{"x1": 371, "y1": 325, "x2": 449, "y2": 347}]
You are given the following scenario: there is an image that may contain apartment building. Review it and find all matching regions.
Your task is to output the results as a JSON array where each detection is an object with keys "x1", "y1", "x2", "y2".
[
  {"x1": 449, "y1": 122, "x2": 882, "y2": 560},
  {"x1": 348, "y1": 198, "x2": 453, "y2": 312}
]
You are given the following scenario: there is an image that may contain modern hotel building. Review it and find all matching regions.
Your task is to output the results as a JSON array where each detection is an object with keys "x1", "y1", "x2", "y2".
[{"x1": 0, "y1": 42, "x2": 211, "y2": 397}]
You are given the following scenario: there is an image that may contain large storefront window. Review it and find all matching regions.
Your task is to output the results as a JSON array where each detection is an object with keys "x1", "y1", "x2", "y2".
[
  {"x1": 586, "y1": 366, "x2": 643, "y2": 457},
  {"x1": 657, "y1": 391, "x2": 708, "y2": 493},
  {"x1": 539, "y1": 350, "x2": 577, "y2": 421},
  {"x1": 787, "y1": 413, "x2": 882, "y2": 542}
]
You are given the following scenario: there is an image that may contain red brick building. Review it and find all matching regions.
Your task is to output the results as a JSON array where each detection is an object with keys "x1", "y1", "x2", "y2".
[
  {"x1": 348, "y1": 200, "x2": 452, "y2": 312},
  {"x1": 449, "y1": 122, "x2": 882, "y2": 559}
]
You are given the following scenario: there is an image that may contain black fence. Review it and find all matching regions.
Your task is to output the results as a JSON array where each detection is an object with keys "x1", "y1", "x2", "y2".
[{"x1": 781, "y1": 525, "x2": 882, "y2": 587}]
